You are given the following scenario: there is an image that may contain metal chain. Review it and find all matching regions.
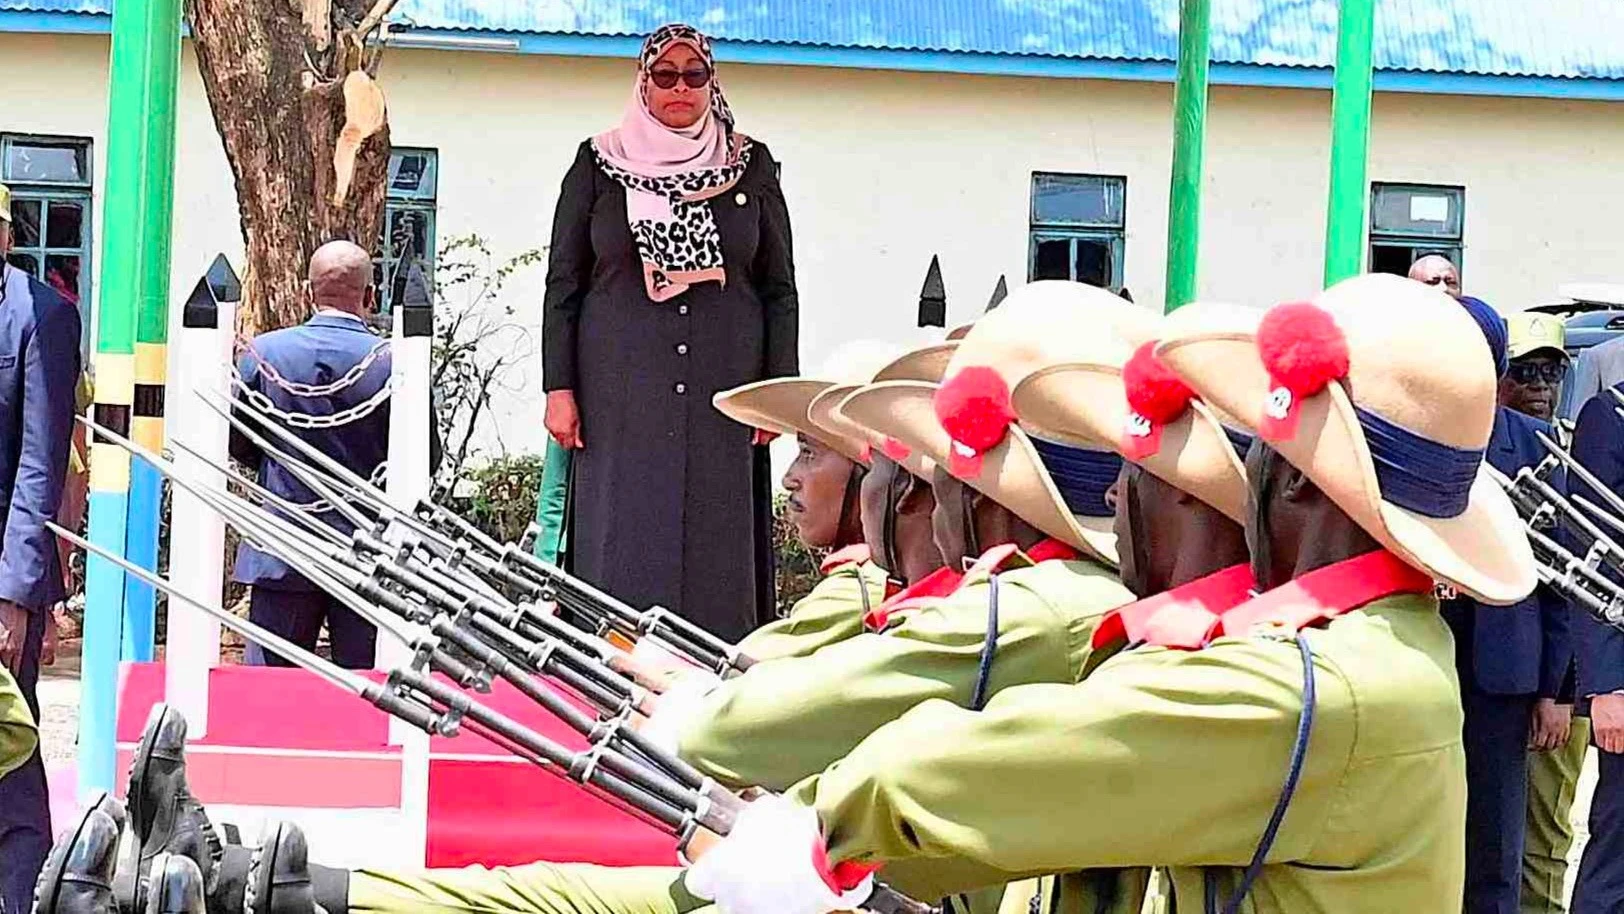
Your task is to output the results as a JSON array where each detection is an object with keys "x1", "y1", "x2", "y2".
[
  {"x1": 235, "y1": 333, "x2": 391, "y2": 399},
  {"x1": 228, "y1": 371, "x2": 394, "y2": 430}
]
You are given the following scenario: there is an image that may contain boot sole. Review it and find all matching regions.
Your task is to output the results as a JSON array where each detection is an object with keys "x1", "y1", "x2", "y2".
[
  {"x1": 127, "y1": 704, "x2": 180, "y2": 841},
  {"x1": 32, "y1": 794, "x2": 112, "y2": 914}
]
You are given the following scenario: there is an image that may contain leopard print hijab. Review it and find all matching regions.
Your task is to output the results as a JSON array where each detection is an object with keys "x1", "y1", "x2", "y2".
[{"x1": 592, "y1": 24, "x2": 754, "y2": 303}]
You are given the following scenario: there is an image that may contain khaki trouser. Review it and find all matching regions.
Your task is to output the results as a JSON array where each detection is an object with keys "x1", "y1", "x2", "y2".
[
  {"x1": 350, "y1": 865, "x2": 707, "y2": 914},
  {"x1": 1521, "y1": 717, "x2": 1592, "y2": 914}
]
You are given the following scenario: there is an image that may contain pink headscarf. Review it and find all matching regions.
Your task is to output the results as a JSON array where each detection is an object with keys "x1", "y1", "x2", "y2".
[{"x1": 591, "y1": 24, "x2": 753, "y2": 302}]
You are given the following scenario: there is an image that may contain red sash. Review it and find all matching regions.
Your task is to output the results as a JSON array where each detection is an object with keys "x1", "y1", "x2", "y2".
[
  {"x1": 819, "y1": 544, "x2": 872, "y2": 575},
  {"x1": 860, "y1": 539, "x2": 1081, "y2": 633},
  {"x1": 1091, "y1": 564, "x2": 1255, "y2": 650}
]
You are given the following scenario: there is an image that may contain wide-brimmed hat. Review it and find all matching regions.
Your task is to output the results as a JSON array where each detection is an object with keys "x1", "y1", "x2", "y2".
[
  {"x1": 836, "y1": 282, "x2": 1160, "y2": 564},
  {"x1": 1155, "y1": 274, "x2": 1535, "y2": 604},
  {"x1": 1506, "y1": 312, "x2": 1568, "y2": 361},
  {"x1": 1011, "y1": 314, "x2": 1252, "y2": 523},
  {"x1": 0, "y1": 183, "x2": 11, "y2": 223},
  {"x1": 806, "y1": 342, "x2": 945, "y2": 482},
  {"x1": 714, "y1": 340, "x2": 909, "y2": 465}
]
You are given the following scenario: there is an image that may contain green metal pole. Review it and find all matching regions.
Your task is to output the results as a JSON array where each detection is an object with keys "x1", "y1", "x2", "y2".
[
  {"x1": 80, "y1": 0, "x2": 183, "y2": 797},
  {"x1": 123, "y1": 0, "x2": 183, "y2": 662},
  {"x1": 1163, "y1": 0, "x2": 1210, "y2": 313},
  {"x1": 1323, "y1": 0, "x2": 1378, "y2": 285}
]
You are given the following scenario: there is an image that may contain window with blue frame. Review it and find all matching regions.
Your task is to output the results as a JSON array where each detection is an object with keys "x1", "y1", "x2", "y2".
[
  {"x1": 1368, "y1": 182, "x2": 1466, "y2": 278},
  {"x1": 375, "y1": 147, "x2": 438, "y2": 312},
  {"x1": 2, "y1": 134, "x2": 94, "y2": 353},
  {"x1": 1028, "y1": 172, "x2": 1126, "y2": 291}
]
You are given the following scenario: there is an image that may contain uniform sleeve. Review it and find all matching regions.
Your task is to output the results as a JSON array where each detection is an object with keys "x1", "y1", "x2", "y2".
[
  {"x1": 542, "y1": 142, "x2": 598, "y2": 392},
  {"x1": 0, "y1": 663, "x2": 38, "y2": 779},
  {"x1": 678, "y1": 578, "x2": 1088, "y2": 792},
  {"x1": 735, "y1": 565, "x2": 880, "y2": 663},
  {"x1": 0, "y1": 300, "x2": 81, "y2": 609},
  {"x1": 750, "y1": 144, "x2": 798, "y2": 380},
  {"x1": 1538, "y1": 582, "x2": 1573, "y2": 699},
  {"x1": 1561, "y1": 349, "x2": 1603, "y2": 423},
  {"x1": 794, "y1": 641, "x2": 1357, "y2": 882},
  {"x1": 1570, "y1": 398, "x2": 1624, "y2": 696}
]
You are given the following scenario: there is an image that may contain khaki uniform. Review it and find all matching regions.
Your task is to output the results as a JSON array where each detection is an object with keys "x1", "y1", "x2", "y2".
[
  {"x1": 0, "y1": 663, "x2": 38, "y2": 779},
  {"x1": 1521, "y1": 717, "x2": 1590, "y2": 914},
  {"x1": 350, "y1": 866, "x2": 705, "y2": 914},
  {"x1": 735, "y1": 549, "x2": 892, "y2": 663},
  {"x1": 680, "y1": 551, "x2": 1133, "y2": 793},
  {"x1": 792, "y1": 591, "x2": 1466, "y2": 913}
]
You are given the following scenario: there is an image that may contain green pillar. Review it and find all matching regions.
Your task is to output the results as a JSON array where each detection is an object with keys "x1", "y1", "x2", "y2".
[
  {"x1": 80, "y1": 0, "x2": 183, "y2": 796},
  {"x1": 532, "y1": 439, "x2": 571, "y2": 564},
  {"x1": 1163, "y1": 0, "x2": 1211, "y2": 313},
  {"x1": 1323, "y1": 0, "x2": 1378, "y2": 286}
]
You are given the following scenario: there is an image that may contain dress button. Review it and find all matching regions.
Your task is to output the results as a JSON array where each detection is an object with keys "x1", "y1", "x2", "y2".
[
  {"x1": 676, "y1": 343, "x2": 689, "y2": 355},
  {"x1": 675, "y1": 383, "x2": 687, "y2": 395},
  {"x1": 678, "y1": 304, "x2": 690, "y2": 315},
  {"x1": 735, "y1": 192, "x2": 748, "y2": 206}
]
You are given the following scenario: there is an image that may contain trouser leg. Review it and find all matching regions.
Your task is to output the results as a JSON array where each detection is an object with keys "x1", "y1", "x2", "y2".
[
  {"x1": 0, "y1": 609, "x2": 50, "y2": 914},
  {"x1": 323, "y1": 592, "x2": 378, "y2": 670},
  {"x1": 1522, "y1": 716, "x2": 1590, "y2": 914},
  {"x1": 1572, "y1": 741, "x2": 1624, "y2": 912},
  {"x1": 246, "y1": 589, "x2": 326, "y2": 667},
  {"x1": 1462, "y1": 688, "x2": 1535, "y2": 914}
]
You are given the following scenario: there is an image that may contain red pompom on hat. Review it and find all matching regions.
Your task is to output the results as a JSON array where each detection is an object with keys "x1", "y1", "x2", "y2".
[
  {"x1": 1255, "y1": 302, "x2": 1350, "y2": 440},
  {"x1": 934, "y1": 365, "x2": 1014, "y2": 478},
  {"x1": 1124, "y1": 342, "x2": 1194, "y2": 424},
  {"x1": 1120, "y1": 341, "x2": 1194, "y2": 460},
  {"x1": 881, "y1": 436, "x2": 912, "y2": 462}
]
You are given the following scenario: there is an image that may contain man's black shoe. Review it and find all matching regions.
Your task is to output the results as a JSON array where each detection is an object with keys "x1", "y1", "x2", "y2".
[
  {"x1": 32, "y1": 795, "x2": 125, "y2": 914},
  {"x1": 122, "y1": 704, "x2": 224, "y2": 912}
]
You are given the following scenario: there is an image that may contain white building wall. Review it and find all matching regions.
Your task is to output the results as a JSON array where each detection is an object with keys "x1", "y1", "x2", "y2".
[{"x1": 2, "y1": 32, "x2": 1622, "y2": 459}]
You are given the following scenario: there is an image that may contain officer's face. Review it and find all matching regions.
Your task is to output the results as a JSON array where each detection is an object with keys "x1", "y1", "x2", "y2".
[
  {"x1": 782, "y1": 434, "x2": 855, "y2": 549},
  {"x1": 1500, "y1": 353, "x2": 1567, "y2": 421},
  {"x1": 859, "y1": 454, "x2": 901, "y2": 569}
]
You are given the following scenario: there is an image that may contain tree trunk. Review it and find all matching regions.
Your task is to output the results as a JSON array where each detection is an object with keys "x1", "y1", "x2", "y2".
[{"x1": 185, "y1": 0, "x2": 395, "y2": 333}]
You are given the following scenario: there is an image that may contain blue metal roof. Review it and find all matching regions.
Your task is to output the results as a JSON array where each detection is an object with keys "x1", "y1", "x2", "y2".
[{"x1": 5, "y1": 0, "x2": 1624, "y2": 83}]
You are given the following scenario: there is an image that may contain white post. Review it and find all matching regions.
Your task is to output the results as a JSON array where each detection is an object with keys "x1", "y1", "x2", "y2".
[
  {"x1": 383, "y1": 268, "x2": 434, "y2": 864},
  {"x1": 162, "y1": 261, "x2": 240, "y2": 738}
]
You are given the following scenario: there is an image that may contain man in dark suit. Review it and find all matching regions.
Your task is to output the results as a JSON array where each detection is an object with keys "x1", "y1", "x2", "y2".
[
  {"x1": 1569, "y1": 375, "x2": 1624, "y2": 910},
  {"x1": 231, "y1": 240, "x2": 390, "y2": 669},
  {"x1": 1442, "y1": 296, "x2": 1573, "y2": 913},
  {"x1": 0, "y1": 182, "x2": 83, "y2": 914}
]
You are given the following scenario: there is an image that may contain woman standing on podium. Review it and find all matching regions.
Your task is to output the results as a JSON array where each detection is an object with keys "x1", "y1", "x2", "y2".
[{"x1": 541, "y1": 23, "x2": 799, "y2": 641}]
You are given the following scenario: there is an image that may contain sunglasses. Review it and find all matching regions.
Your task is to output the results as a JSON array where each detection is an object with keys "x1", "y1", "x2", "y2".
[
  {"x1": 648, "y1": 65, "x2": 712, "y2": 90},
  {"x1": 1507, "y1": 361, "x2": 1568, "y2": 385}
]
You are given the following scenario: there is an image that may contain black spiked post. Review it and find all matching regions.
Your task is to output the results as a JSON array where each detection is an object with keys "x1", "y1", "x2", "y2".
[
  {"x1": 917, "y1": 255, "x2": 946, "y2": 328},
  {"x1": 986, "y1": 274, "x2": 1008, "y2": 312}
]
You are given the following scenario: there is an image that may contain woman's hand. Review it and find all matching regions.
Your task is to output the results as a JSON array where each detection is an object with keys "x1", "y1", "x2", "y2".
[{"x1": 546, "y1": 390, "x2": 584, "y2": 449}]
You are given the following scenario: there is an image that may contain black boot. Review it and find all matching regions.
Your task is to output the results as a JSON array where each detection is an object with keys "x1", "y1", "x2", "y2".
[
  {"x1": 141, "y1": 856, "x2": 205, "y2": 914},
  {"x1": 121, "y1": 705, "x2": 224, "y2": 912},
  {"x1": 32, "y1": 794, "x2": 126, "y2": 914},
  {"x1": 245, "y1": 822, "x2": 317, "y2": 914}
]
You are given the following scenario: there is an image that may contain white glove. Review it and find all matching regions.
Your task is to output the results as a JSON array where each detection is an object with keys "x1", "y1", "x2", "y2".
[
  {"x1": 632, "y1": 635, "x2": 705, "y2": 676},
  {"x1": 639, "y1": 670, "x2": 722, "y2": 755},
  {"x1": 686, "y1": 795, "x2": 874, "y2": 914}
]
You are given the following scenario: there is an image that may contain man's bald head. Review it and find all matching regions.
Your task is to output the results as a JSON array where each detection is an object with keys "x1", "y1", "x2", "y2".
[
  {"x1": 1408, "y1": 255, "x2": 1461, "y2": 300},
  {"x1": 307, "y1": 240, "x2": 375, "y2": 315}
]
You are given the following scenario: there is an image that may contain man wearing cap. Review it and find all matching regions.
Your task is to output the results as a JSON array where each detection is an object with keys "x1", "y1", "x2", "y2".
[
  {"x1": 1565, "y1": 338, "x2": 1624, "y2": 911},
  {"x1": 0, "y1": 181, "x2": 84, "y2": 914},
  {"x1": 682, "y1": 274, "x2": 1535, "y2": 914},
  {"x1": 1433, "y1": 306, "x2": 1573, "y2": 913},
  {"x1": 1493, "y1": 312, "x2": 1588, "y2": 914}
]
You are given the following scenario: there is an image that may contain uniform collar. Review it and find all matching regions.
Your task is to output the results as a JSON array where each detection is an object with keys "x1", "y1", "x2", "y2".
[
  {"x1": 861, "y1": 538, "x2": 1080, "y2": 633},
  {"x1": 820, "y1": 544, "x2": 872, "y2": 575},
  {"x1": 863, "y1": 565, "x2": 964, "y2": 632},
  {"x1": 1099, "y1": 551, "x2": 1433, "y2": 650},
  {"x1": 1091, "y1": 564, "x2": 1255, "y2": 650},
  {"x1": 309, "y1": 310, "x2": 372, "y2": 331}
]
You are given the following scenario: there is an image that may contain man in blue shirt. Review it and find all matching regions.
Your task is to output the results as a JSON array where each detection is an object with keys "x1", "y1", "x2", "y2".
[{"x1": 0, "y1": 182, "x2": 83, "y2": 914}]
